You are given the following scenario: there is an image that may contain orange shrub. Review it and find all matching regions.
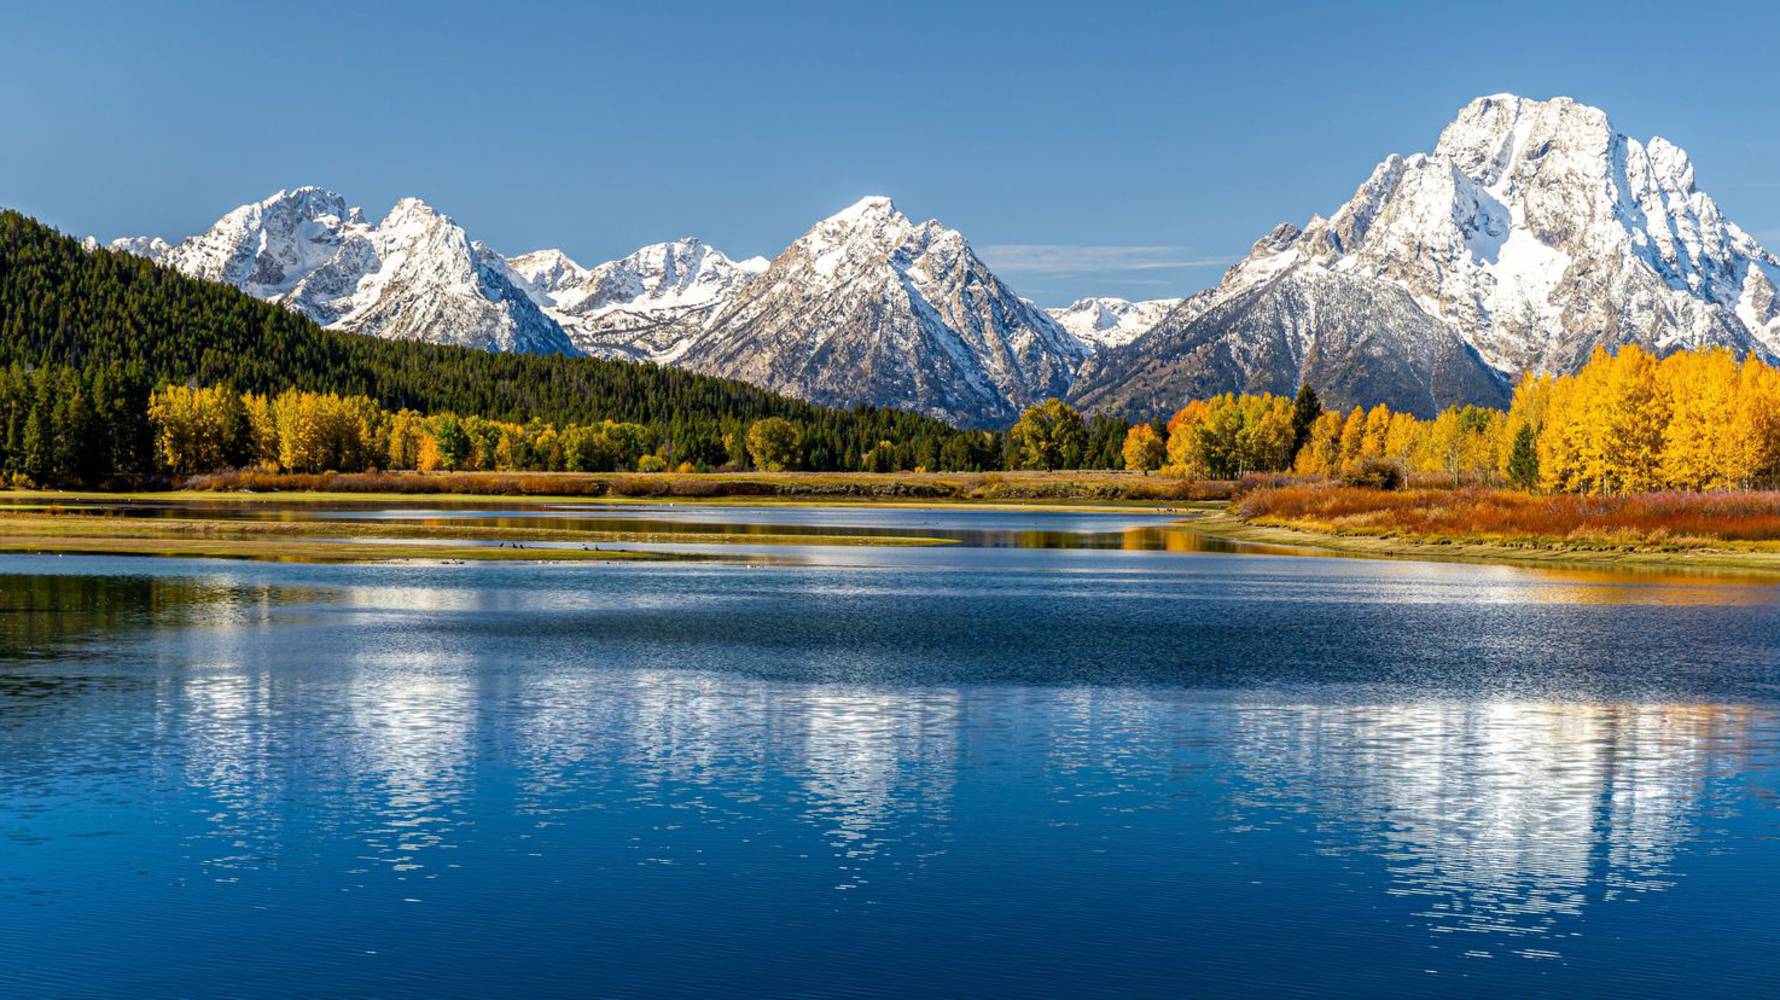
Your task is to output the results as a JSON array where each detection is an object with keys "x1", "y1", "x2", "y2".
[{"x1": 1238, "y1": 486, "x2": 1780, "y2": 544}]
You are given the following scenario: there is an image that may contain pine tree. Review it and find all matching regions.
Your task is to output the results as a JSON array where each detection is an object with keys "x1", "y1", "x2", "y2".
[
  {"x1": 21, "y1": 404, "x2": 48, "y2": 484},
  {"x1": 1506, "y1": 423, "x2": 1539, "y2": 490},
  {"x1": 1290, "y1": 383, "x2": 1322, "y2": 457}
]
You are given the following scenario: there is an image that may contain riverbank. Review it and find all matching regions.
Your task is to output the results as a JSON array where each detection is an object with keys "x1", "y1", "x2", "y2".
[
  {"x1": 0, "y1": 507, "x2": 952, "y2": 564},
  {"x1": 1198, "y1": 486, "x2": 1780, "y2": 576},
  {"x1": 173, "y1": 469, "x2": 1239, "y2": 505}
]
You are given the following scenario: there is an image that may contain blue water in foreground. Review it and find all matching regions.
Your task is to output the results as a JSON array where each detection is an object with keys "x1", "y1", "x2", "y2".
[{"x1": 4, "y1": 506, "x2": 1780, "y2": 997}]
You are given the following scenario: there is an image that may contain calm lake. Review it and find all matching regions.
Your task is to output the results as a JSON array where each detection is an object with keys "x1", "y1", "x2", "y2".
[{"x1": 3, "y1": 504, "x2": 1780, "y2": 997}]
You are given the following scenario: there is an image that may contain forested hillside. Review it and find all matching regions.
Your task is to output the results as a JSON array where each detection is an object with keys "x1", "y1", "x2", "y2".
[{"x1": 0, "y1": 210, "x2": 1000, "y2": 480}]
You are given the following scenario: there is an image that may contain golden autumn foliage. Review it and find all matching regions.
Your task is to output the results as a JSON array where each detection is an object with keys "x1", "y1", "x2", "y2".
[
  {"x1": 1121, "y1": 424, "x2": 1164, "y2": 473},
  {"x1": 147, "y1": 383, "x2": 663, "y2": 476},
  {"x1": 1533, "y1": 346, "x2": 1780, "y2": 494},
  {"x1": 1161, "y1": 345, "x2": 1780, "y2": 495},
  {"x1": 1163, "y1": 393, "x2": 1293, "y2": 478},
  {"x1": 147, "y1": 384, "x2": 246, "y2": 475},
  {"x1": 1286, "y1": 399, "x2": 1501, "y2": 484}
]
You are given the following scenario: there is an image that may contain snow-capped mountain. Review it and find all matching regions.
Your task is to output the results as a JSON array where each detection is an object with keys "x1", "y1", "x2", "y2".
[
  {"x1": 1046, "y1": 297, "x2": 1183, "y2": 351},
  {"x1": 508, "y1": 238, "x2": 767, "y2": 362},
  {"x1": 679, "y1": 196, "x2": 1089, "y2": 426},
  {"x1": 110, "y1": 188, "x2": 577, "y2": 356},
  {"x1": 106, "y1": 188, "x2": 1078, "y2": 424},
  {"x1": 1074, "y1": 94, "x2": 1780, "y2": 418},
  {"x1": 105, "y1": 97, "x2": 1778, "y2": 428}
]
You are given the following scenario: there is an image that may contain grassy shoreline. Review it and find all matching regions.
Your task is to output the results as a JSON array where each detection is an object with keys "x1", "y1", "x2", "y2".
[
  {"x1": 14, "y1": 475, "x2": 1780, "y2": 577},
  {"x1": 1194, "y1": 487, "x2": 1780, "y2": 577},
  {"x1": 0, "y1": 506, "x2": 954, "y2": 564},
  {"x1": 166, "y1": 469, "x2": 1237, "y2": 507},
  {"x1": 0, "y1": 472, "x2": 1207, "y2": 564}
]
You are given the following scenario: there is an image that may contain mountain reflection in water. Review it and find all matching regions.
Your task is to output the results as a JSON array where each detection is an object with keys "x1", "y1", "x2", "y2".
[{"x1": 2, "y1": 527, "x2": 1779, "y2": 996}]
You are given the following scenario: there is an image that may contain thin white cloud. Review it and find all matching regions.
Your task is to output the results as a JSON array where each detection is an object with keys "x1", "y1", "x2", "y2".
[{"x1": 977, "y1": 244, "x2": 1231, "y2": 275}]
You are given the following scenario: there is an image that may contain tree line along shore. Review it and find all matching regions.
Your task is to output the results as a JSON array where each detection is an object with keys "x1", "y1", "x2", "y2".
[{"x1": 10, "y1": 341, "x2": 1778, "y2": 494}]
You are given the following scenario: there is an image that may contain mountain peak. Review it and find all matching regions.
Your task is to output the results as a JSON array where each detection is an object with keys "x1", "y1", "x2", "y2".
[
  {"x1": 831, "y1": 195, "x2": 899, "y2": 223},
  {"x1": 383, "y1": 196, "x2": 444, "y2": 224},
  {"x1": 503, "y1": 234, "x2": 766, "y2": 364},
  {"x1": 685, "y1": 198, "x2": 1086, "y2": 425},
  {"x1": 255, "y1": 186, "x2": 351, "y2": 219},
  {"x1": 1047, "y1": 297, "x2": 1184, "y2": 353},
  {"x1": 805, "y1": 196, "x2": 912, "y2": 243},
  {"x1": 275, "y1": 184, "x2": 341, "y2": 199},
  {"x1": 108, "y1": 187, "x2": 576, "y2": 357},
  {"x1": 1074, "y1": 92, "x2": 1780, "y2": 421},
  {"x1": 1434, "y1": 94, "x2": 1615, "y2": 188}
]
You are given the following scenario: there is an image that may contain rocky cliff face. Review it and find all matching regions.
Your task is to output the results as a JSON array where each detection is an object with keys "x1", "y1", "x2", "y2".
[{"x1": 1074, "y1": 94, "x2": 1780, "y2": 418}]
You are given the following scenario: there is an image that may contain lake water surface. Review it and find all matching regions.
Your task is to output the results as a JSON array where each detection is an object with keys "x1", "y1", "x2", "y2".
[{"x1": 3, "y1": 504, "x2": 1780, "y2": 996}]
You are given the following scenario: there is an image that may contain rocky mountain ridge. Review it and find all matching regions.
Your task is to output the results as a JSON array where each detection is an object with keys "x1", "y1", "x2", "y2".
[
  {"x1": 102, "y1": 95, "x2": 1780, "y2": 424},
  {"x1": 1072, "y1": 94, "x2": 1780, "y2": 417}
]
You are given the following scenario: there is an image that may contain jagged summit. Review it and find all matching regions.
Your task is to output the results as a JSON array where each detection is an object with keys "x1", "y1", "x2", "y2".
[
  {"x1": 508, "y1": 237, "x2": 766, "y2": 363},
  {"x1": 506, "y1": 248, "x2": 592, "y2": 297},
  {"x1": 827, "y1": 195, "x2": 899, "y2": 222},
  {"x1": 1046, "y1": 297, "x2": 1184, "y2": 352},
  {"x1": 110, "y1": 187, "x2": 576, "y2": 355},
  {"x1": 1073, "y1": 93, "x2": 1780, "y2": 418},
  {"x1": 680, "y1": 197, "x2": 1088, "y2": 426}
]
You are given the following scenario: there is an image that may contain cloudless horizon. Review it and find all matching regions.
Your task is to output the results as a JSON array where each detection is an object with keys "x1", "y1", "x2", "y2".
[{"x1": 4, "y1": 0, "x2": 1777, "y2": 305}]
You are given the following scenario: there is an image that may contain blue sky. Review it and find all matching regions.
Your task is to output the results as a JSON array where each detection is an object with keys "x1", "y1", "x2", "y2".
[{"x1": 4, "y1": 0, "x2": 1777, "y2": 305}]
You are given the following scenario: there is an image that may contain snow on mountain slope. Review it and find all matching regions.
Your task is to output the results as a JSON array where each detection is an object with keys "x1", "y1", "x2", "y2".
[
  {"x1": 1074, "y1": 94, "x2": 1780, "y2": 419},
  {"x1": 102, "y1": 236, "x2": 173, "y2": 263},
  {"x1": 1046, "y1": 297, "x2": 1183, "y2": 351},
  {"x1": 507, "y1": 238, "x2": 766, "y2": 362},
  {"x1": 110, "y1": 188, "x2": 577, "y2": 356},
  {"x1": 102, "y1": 189, "x2": 1078, "y2": 423},
  {"x1": 680, "y1": 196, "x2": 1089, "y2": 426}
]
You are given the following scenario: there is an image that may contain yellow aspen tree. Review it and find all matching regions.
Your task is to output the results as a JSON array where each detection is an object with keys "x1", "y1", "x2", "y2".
[
  {"x1": 273, "y1": 390, "x2": 327, "y2": 473},
  {"x1": 386, "y1": 409, "x2": 426, "y2": 470},
  {"x1": 1383, "y1": 411, "x2": 1421, "y2": 462},
  {"x1": 1424, "y1": 410, "x2": 1469, "y2": 486},
  {"x1": 146, "y1": 384, "x2": 244, "y2": 474},
  {"x1": 1243, "y1": 396, "x2": 1297, "y2": 472},
  {"x1": 1550, "y1": 347, "x2": 1620, "y2": 493},
  {"x1": 1360, "y1": 404, "x2": 1392, "y2": 459},
  {"x1": 1121, "y1": 424, "x2": 1164, "y2": 473},
  {"x1": 1294, "y1": 412, "x2": 1344, "y2": 476},
  {"x1": 146, "y1": 385, "x2": 203, "y2": 473},
  {"x1": 1659, "y1": 348, "x2": 1737, "y2": 490},
  {"x1": 1337, "y1": 406, "x2": 1367, "y2": 470},
  {"x1": 241, "y1": 392, "x2": 280, "y2": 471},
  {"x1": 416, "y1": 433, "x2": 445, "y2": 472},
  {"x1": 1600, "y1": 345, "x2": 1668, "y2": 493},
  {"x1": 1163, "y1": 400, "x2": 1212, "y2": 477},
  {"x1": 1537, "y1": 372, "x2": 1588, "y2": 492},
  {"x1": 1728, "y1": 357, "x2": 1780, "y2": 488}
]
